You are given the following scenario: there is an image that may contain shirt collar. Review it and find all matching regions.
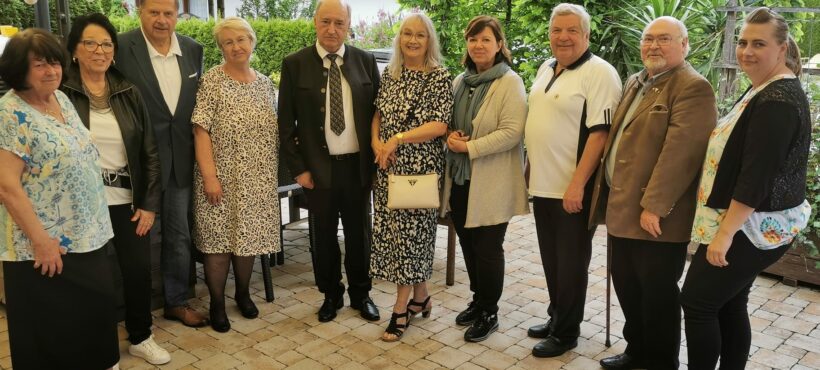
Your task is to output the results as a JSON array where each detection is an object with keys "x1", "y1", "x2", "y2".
[
  {"x1": 316, "y1": 41, "x2": 346, "y2": 60},
  {"x1": 141, "y1": 27, "x2": 182, "y2": 58},
  {"x1": 549, "y1": 49, "x2": 593, "y2": 71}
]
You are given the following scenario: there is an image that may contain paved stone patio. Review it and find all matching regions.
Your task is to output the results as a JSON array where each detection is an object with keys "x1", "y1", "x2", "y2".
[{"x1": 0, "y1": 206, "x2": 818, "y2": 369}]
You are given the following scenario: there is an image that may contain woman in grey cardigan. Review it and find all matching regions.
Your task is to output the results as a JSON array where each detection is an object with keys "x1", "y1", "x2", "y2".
[{"x1": 442, "y1": 15, "x2": 529, "y2": 343}]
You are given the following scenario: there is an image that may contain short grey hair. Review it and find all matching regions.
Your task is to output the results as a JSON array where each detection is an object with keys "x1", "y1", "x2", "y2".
[
  {"x1": 550, "y1": 3, "x2": 591, "y2": 36},
  {"x1": 387, "y1": 13, "x2": 443, "y2": 80},
  {"x1": 314, "y1": 0, "x2": 351, "y2": 22},
  {"x1": 643, "y1": 16, "x2": 690, "y2": 56},
  {"x1": 213, "y1": 17, "x2": 257, "y2": 48}
]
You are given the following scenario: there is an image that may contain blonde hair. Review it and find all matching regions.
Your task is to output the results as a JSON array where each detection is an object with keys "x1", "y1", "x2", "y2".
[
  {"x1": 387, "y1": 13, "x2": 443, "y2": 80},
  {"x1": 744, "y1": 7, "x2": 801, "y2": 76},
  {"x1": 213, "y1": 17, "x2": 257, "y2": 49}
]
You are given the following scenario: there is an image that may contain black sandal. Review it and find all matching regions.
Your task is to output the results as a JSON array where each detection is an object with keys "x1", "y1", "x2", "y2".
[
  {"x1": 407, "y1": 296, "x2": 432, "y2": 319},
  {"x1": 381, "y1": 311, "x2": 409, "y2": 342}
]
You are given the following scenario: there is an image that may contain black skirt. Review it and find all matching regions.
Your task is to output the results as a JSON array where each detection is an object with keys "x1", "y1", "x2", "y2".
[{"x1": 3, "y1": 243, "x2": 120, "y2": 370}]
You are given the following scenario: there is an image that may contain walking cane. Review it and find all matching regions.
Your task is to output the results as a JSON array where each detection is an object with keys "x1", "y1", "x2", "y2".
[{"x1": 605, "y1": 234, "x2": 612, "y2": 347}]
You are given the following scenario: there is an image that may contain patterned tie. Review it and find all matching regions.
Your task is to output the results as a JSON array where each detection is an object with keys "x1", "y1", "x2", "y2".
[{"x1": 327, "y1": 54, "x2": 345, "y2": 135}]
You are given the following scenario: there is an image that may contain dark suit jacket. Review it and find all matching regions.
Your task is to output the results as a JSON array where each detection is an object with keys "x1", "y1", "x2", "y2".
[
  {"x1": 589, "y1": 62, "x2": 716, "y2": 242},
  {"x1": 278, "y1": 44, "x2": 380, "y2": 189},
  {"x1": 114, "y1": 29, "x2": 204, "y2": 188}
]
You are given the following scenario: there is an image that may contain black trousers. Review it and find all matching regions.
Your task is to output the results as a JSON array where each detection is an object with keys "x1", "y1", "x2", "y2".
[
  {"x1": 532, "y1": 197, "x2": 594, "y2": 341},
  {"x1": 450, "y1": 182, "x2": 508, "y2": 314},
  {"x1": 305, "y1": 155, "x2": 372, "y2": 301},
  {"x1": 610, "y1": 235, "x2": 688, "y2": 369},
  {"x1": 109, "y1": 204, "x2": 153, "y2": 345},
  {"x1": 4, "y1": 245, "x2": 119, "y2": 370},
  {"x1": 681, "y1": 233, "x2": 789, "y2": 370}
]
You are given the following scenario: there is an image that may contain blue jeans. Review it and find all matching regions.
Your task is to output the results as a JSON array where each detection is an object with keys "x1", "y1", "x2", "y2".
[{"x1": 161, "y1": 176, "x2": 193, "y2": 307}]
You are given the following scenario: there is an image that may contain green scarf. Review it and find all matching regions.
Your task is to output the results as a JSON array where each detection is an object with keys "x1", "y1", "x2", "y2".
[{"x1": 447, "y1": 62, "x2": 511, "y2": 185}]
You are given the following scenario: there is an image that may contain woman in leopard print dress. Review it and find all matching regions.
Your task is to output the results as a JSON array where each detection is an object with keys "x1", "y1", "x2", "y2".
[
  {"x1": 370, "y1": 13, "x2": 453, "y2": 342},
  {"x1": 191, "y1": 18, "x2": 280, "y2": 333}
]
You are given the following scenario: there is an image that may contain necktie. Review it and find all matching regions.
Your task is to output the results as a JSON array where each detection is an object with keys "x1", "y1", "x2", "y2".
[{"x1": 327, "y1": 54, "x2": 345, "y2": 135}]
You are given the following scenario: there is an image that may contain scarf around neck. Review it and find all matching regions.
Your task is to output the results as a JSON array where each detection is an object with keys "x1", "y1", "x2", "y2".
[{"x1": 447, "y1": 61, "x2": 511, "y2": 185}]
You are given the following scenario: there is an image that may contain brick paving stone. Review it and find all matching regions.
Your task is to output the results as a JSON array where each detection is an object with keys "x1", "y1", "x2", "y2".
[
  {"x1": 796, "y1": 311, "x2": 820, "y2": 325},
  {"x1": 752, "y1": 331, "x2": 785, "y2": 350},
  {"x1": 426, "y1": 346, "x2": 473, "y2": 368},
  {"x1": 785, "y1": 333, "x2": 820, "y2": 352},
  {"x1": 253, "y1": 336, "x2": 298, "y2": 358},
  {"x1": 338, "y1": 340, "x2": 384, "y2": 363},
  {"x1": 774, "y1": 343, "x2": 807, "y2": 359},
  {"x1": 773, "y1": 316, "x2": 815, "y2": 334},
  {"x1": 381, "y1": 343, "x2": 427, "y2": 366},
  {"x1": 750, "y1": 348, "x2": 799, "y2": 368},
  {"x1": 798, "y1": 350, "x2": 820, "y2": 368},
  {"x1": 472, "y1": 349, "x2": 517, "y2": 369},
  {"x1": 761, "y1": 300, "x2": 803, "y2": 318},
  {"x1": 516, "y1": 355, "x2": 566, "y2": 369},
  {"x1": 191, "y1": 352, "x2": 243, "y2": 369}
]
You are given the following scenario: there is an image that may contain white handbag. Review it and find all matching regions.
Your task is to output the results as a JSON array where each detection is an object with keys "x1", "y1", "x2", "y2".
[{"x1": 386, "y1": 173, "x2": 440, "y2": 209}]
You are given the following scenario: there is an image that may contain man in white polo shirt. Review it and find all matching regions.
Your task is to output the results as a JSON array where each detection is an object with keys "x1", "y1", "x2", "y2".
[{"x1": 524, "y1": 2, "x2": 622, "y2": 358}]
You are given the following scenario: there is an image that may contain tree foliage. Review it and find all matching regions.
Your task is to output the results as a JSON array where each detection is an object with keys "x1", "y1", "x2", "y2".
[
  {"x1": 349, "y1": 8, "x2": 401, "y2": 50},
  {"x1": 236, "y1": 0, "x2": 316, "y2": 19}
]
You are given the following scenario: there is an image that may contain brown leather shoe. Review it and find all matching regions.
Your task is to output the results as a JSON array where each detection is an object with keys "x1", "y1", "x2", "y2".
[{"x1": 163, "y1": 305, "x2": 209, "y2": 327}]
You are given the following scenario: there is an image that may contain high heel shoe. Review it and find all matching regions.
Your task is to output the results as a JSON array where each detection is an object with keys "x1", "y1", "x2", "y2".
[
  {"x1": 210, "y1": 301, "x2": 231, "y2": 333},
  {"x1": 407, "y1": 296, "x2": 432, "y2": 319},
  {"x1": 381, "y1": 311, "x2": 410, "y2": 342}
]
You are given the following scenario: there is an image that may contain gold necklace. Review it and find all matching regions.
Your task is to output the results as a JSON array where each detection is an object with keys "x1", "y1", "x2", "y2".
[{"x1": 83, "y1": 79, "x2": 110, "y2": 110}]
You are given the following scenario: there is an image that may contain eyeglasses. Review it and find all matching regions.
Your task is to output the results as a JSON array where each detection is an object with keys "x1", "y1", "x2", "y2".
[
  {"x1": 221, "y1": 36, "x2": 252, "y2": 48},
  {"x1": 81, "y1": 40, "x2": 115, "y2": 53},
  {"x1": 640, "y1": 35, "x2": 680, "y2": 46}
]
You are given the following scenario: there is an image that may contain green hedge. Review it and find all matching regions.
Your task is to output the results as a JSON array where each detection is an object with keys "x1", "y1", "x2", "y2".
[{"x1": 109, "y1": 16, "x2": 315, "y2": 82}]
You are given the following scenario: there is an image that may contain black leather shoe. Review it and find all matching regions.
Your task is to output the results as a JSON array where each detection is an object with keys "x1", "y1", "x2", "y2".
[
  {"x1": 318, "y1": 297, "x2": 344, "y2": 322},
  {"x1": 527, "y1": 319, "x2": 553, "y2": 338},
  {"x1": 532, "y1": 335, "x2": 577, "y2": 357},
  {"x1": 455, "y1": 301, "x2": 482, "y2": 326},
  {"x1": 464, "y1": 311, "x2": 498, "y2": 342},
  {"x1": 236, "y1": 294, "x2": 259, "y2": 319},
  {"x1": 351, "y1": 297, "x2": 380, "y2": 321},
  {"x1": 600, "y1": 353, "x2": 645, "y2": 370}
]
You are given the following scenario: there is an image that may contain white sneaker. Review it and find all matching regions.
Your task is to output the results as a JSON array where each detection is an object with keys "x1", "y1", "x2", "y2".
[{"x1": 128, "y1": 334, "x2": 171, "y2": 365}]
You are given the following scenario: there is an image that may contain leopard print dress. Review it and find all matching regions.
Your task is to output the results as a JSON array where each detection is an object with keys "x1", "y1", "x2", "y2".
[
  {"x1": 369, "y1": 66, "x2": 453, "y2": 285},
  {"x1": 191, "y1": 66, "x2": 280, "y2": 256}
]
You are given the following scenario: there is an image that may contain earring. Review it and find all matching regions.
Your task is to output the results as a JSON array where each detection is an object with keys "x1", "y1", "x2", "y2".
[
  {"x1": 72, "y1": 57, "x2": 77, "y2": 63},
  {"x1": 112, "y1": 59, "x2": 116, "y2": 66}
]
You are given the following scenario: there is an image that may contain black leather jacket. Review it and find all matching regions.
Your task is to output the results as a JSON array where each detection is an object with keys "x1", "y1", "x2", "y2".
[{"x1": 62, "y1": 65, "x2": 162, "y2": 212}]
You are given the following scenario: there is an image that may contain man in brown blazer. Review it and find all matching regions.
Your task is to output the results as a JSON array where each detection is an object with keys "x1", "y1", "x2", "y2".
[{"x1": 589, "y1": 16, "x2": 717, "y2": 370}]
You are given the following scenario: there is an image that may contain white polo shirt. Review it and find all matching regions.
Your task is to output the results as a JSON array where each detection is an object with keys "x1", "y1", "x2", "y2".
[
  {"x1": 141, "y1": 28, "x2": 182, "y2": 115},
  {"x1": 525, "y1": 51, "x2": 622, "y2": 199},
  {"x1": 315, "y1": 42, "x2": 359, "y2": 155}
]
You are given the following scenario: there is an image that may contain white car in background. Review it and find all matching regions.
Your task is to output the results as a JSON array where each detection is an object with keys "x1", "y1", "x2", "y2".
[{"x1": 370, "y1": 48, "x2": 392, "y2": 73}]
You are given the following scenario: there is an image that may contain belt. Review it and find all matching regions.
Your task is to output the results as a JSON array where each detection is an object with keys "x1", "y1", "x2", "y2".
[
  {"x1": 330, "y1": 153, "x2": 358, "y2": 161},
  {"x1": 102, "y1": 169, "x2": 131, "y2": 190}
]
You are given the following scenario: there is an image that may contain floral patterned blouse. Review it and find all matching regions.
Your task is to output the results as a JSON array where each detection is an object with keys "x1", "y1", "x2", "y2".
[
  {"x1": 691, "y1": 75, "x2": 809, "y2": 249},
  {"x1": 0, "y1": 90, "x2": 113, "y2": 261}
]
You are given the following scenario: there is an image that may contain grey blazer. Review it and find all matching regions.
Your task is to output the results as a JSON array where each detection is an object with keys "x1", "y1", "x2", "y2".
[{"x1": 115, "y1": 29, "x2": 204, "y2": 188}]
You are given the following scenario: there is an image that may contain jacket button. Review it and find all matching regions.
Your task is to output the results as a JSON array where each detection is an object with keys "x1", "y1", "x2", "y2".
[
  {"x1": 323, "y1": 71, "x2": 328, "y2": 77},
  {"x1": 322, "y1": 145, "x2": 327, "y2": 149},
  {"x1": 319, "y1": 126, "x2": 324, "y2": 131},
  {"x1": 320, "y1": 107, "x2": 325, "y2": 112},
  {"x1": 321, "y1": 88, "x2": 326, "y2": 93}
]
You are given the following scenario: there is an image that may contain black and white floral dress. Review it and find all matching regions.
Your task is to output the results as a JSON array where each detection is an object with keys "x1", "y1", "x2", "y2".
[
  {"x1": 369, "y1": 66, "x2": 453, "y2": 285},
  {"x1": 191, "y1": 66, "x2": 280, "y2": 256}
]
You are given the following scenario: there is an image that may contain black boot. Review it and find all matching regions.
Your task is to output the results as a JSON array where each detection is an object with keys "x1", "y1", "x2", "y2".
[{"x1": 455, "y1": 301, "x2": 482, "y2": 326}]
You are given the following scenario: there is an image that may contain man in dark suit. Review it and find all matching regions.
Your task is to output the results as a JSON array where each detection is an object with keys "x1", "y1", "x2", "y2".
[
  {"x1": 115, "y1": 0, "x2": 207, "y2": 327},
  {"x1": 278, "y1": 0, "x2": 380, "y2": 323},
  {"x1": 589, "y1": 16, "x2": 716, "y2": 370}
]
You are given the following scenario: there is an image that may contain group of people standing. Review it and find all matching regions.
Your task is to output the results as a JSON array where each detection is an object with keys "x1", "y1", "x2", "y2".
[{"x1": 0, "y1": 0, "x2": 811, "y2": 369}]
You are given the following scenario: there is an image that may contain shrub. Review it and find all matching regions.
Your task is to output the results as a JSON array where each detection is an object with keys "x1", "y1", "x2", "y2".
[{"x1": 109, "y1": 16, "x2": 315, "y2": 77}]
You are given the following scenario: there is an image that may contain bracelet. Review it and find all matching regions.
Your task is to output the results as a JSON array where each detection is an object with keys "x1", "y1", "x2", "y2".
[{"x1": 395, "y1": 132, "x2": 405, "y2": 145}]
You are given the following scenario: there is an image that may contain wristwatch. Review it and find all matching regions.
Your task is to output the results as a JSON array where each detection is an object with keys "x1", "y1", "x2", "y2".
[{"x1": 395, "y1": 132, "x2": 405, "y2": 145}]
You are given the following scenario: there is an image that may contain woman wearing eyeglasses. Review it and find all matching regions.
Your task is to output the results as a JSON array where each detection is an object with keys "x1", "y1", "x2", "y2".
[
  {"x1": 191, "y1": 17, "x2": 280, "y2": 333},
  {"x1": 61, "y1": 13, "x2": 168, "y2": 365}
]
